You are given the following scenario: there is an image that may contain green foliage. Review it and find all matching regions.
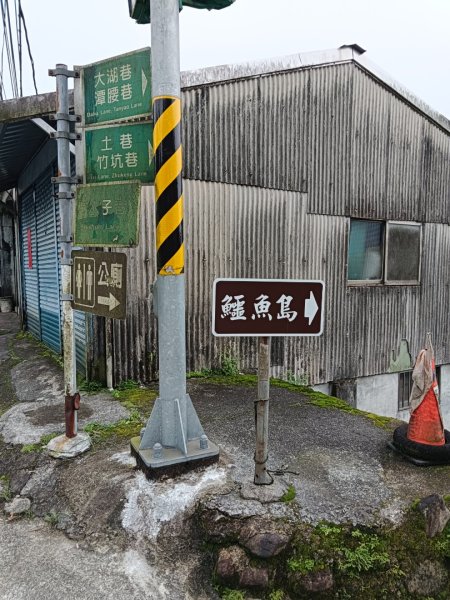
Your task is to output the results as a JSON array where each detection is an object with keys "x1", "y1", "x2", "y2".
[
  {"x1": 41, "y1": 432, "x2": 58, "y2": 445},
  {"x1": 435, "y1": 523, "x2": 450, "y2": 558},
  {"x1": 20, "y1": 432, "x2": 59, "y2": 453},
  {"x1": 219, "y1": 353, "x2": 240, "y2": 377},
  {"x1": 38, "y1": 346, "x2": 64, "y2": 368},
  {"x1": 287, "y1": 556, "x2": 317, "y2": 574},
  {"x1": 286, "y1": 370, "x2": 308, "y2": 387},
  {"x1": 21, "y1": 443, "x2": 40, "y2": 453},
  {"x1": 111, "y1": 383, "x2": 156, "y2": 420},
  {"x1": 338, "y1": 530, "x2": 390, "y2": 576},
  {"x1": 268, "y1": 591, "x2": 285, "y2": 600},
  {"x1": 187, "y1": 353, "x2": 242, "y2": 380},
  {"x1": 0, "y1": 475, "x2": 11, "y2": 501},
  {"x1": 221, "y1": 589, "x2": 245, "y2": 600},
  {"x1": 83, "y1": 410, "x2": 143, "y2": 442},
  {"x1": 316, "y1": 523, "x2": 342, "y2": 537},
  {"x1": 280, "y1": 484, "x2": 296, "y2": 503},
  {"x1": 115, "y1": 379, "x2": 140, "y2": 391},
  {"x1": 44, "y1": 511, "x2": 60, "y2": 526},
  {"x1": 79, "y1": 379, "x2": 104, "y2": 393}
]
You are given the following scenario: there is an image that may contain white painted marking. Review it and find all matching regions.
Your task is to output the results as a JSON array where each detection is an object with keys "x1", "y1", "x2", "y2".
[
  {"x1": 98, "y1": 293, "x2": 120, "y2": 311},
  {"x1": 142, "y1": 70, "x2": 148, "y2": 96},
  {"x1": 304, "y1": 291, "x2": 319, "y2": 325}
]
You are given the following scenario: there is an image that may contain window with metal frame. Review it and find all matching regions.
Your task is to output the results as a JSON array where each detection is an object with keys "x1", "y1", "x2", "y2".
[
  {"x1": 348, "y1": 219, "x2": 421, "y2": 284},
  {"x1": 398, "y1": 366, "x2": 441, "y2": 412},
  {"x1": 398, "y1": 370, "x2": 413, "y2": 411}
]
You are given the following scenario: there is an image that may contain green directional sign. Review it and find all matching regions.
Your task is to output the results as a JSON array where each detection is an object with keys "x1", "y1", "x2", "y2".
[
  {"x1": 82, "y1": 48, "x2": 151, "y2": 126},
  {"x1": 85, "y1": 122, "x2": 154, "y2": 184},
  {"x1": 74, "y1": 181, "x2": 141, "y2": 247}
]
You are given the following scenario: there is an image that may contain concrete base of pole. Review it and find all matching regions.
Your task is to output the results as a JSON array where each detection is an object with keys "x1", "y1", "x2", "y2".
[
  {"x1": 130, "y1": 436, "x2": 219, "y2": 479},
  {"x1": 46, "y1": 432, "x2": 91, "y2": 459}
]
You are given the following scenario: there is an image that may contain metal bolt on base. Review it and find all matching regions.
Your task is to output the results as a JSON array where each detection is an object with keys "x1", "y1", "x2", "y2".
[{"x1": 153, "y1": 443, "x2": 163, "y2": 459}]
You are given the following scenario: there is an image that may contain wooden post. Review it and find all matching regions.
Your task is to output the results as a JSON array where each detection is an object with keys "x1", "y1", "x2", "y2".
[{"x1": 254, "y1": 336, "x2": 273, "y2": 485}]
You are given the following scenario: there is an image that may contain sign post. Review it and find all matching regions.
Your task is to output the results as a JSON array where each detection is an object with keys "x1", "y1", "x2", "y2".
[
  {"x1": 129, "y1": 0, "x2": 219, "y2": 475},
  {"x1": 212, "y1": 278, "x2": 325, "y2": 484},
  {"x1": 46, "y1": 64, "x2": 91, "y2": 459}
]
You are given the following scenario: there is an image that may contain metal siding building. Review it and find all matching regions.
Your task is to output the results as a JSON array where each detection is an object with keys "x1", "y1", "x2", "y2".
[{"x1": 110, "y1": 47, "x2": 450, "y2": 421}]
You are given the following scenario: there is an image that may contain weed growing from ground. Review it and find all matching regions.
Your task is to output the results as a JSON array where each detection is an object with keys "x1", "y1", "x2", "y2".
[
  {"x1": 0, "y1": 475, "x2": 11, "y2": 501},
  {"x1": 280, "y1": 484, "x2": 296, "y2": 503},
  {"x1": 44, "y1": 511, "x2": 60, "y2": 526},
  {"x1": 338, "y1": 530, "x2": 390, "y2": 576},
  {"x1": 79, "y1": 379, "x2": 104, "y2": 393},
  {"x1": 286, "y1": 370, "x2": 308, "y2": 386},
  {"x1": 83, "y1": 410, "x2": 144, "y2": 443},
  {"x1": 20, "y1": 433, "x2": 59, "y2": 453},
  {"x1": 221, "y1": 589, "x2": 245, "y2": 600}
]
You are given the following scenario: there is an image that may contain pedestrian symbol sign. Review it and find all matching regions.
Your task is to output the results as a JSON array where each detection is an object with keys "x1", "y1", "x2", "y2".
[{"x1": 72, "y1": 250, "x2": 127, "y2": 319}]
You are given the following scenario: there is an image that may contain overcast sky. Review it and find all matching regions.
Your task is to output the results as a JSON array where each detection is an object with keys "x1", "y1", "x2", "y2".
[{"x1": 15, "y1": 0, "x2": 450, "y2": 118}]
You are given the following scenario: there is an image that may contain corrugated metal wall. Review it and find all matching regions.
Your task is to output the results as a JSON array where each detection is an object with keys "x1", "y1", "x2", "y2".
[
  {"x1": 182, "y1": 63, "x2": 450, "y2": 223},
  {"x1": 110, "y1": 60, "x2": 450, "y2": 386},
  {"x1": 111, "y1": 186, "x2": 157, "y2": 383}
]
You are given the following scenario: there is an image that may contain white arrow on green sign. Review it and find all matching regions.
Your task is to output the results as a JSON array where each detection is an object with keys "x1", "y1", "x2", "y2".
[{"x1": 81, "y1": 47, "x2": 152, "y2": 126}]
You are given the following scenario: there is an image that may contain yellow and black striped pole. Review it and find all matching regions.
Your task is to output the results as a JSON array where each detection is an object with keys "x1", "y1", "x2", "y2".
[
  {"x1": 154, "y1": 96, "x2": 184, "y2": 275},
  {"x1": 131, "y1": 0, "x2": 219, "y2": 472}
]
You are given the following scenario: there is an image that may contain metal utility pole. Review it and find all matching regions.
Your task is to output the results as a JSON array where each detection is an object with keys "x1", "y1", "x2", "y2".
[
  {"x1": 47, "y1": 64, "x2": 90, "y2": 458},
  {"x1": 130, "y1": 0, "x2": 219, "y2": 473}
]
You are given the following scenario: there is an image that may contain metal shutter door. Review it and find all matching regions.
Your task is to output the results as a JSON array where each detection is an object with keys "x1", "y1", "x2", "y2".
[
  {"x1": 35, "y1": 168, "x2": 62, "y2": 353},
  {"x1": 20, "y1": 187, "x2": 40, "y2": 338}
]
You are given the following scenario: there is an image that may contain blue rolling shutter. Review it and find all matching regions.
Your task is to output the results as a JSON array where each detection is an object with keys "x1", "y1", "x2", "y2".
[
  {"x1": 35, "y1": 167, "x2": 61, "y2": 353},
  {"x1": 20, "y1": 188, "x2": 40, "y2": 338},
  {"x1": 21, "y1": 163, "x2": 87, "y2": 376}
]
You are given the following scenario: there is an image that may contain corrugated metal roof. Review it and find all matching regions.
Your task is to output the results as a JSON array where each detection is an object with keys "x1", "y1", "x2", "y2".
[
  {"x1": 181, "y1": 45, "x2": 450, "y2": 135},
  {"x1": 0, "y1": 90, "x2": 74, "y2": 194},
  {"x1": 0, "y1": 119, "x2": 50, "y2": 192}
]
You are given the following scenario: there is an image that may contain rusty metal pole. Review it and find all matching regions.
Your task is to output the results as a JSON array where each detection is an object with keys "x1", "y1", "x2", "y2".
[
  {"x1": 53, "y1": 64, "x2": 79, "y2": 437},
  {"x1": 254, "y1": 336, "x2": 273, "y2": 484},
  {"x1": 46, "y1": 65, "x2": 91, "y2": 458}
]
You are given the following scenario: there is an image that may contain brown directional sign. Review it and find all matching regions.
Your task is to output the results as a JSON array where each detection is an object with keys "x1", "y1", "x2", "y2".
[
  {"x1": 212, "y1": 279, "x2": 324, "y2": 336},
  {"x1": 71, "y1": 250, "x2": 127, "y2": 319}
]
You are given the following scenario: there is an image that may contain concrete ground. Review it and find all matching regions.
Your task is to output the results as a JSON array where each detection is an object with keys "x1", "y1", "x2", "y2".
[{"x1": 0, "y1": 311, "x2": 449, "y2": 599}]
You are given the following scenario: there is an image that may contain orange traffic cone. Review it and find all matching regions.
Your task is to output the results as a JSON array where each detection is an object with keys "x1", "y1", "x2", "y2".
[{"x1": 407, "y1": 335, "x2": 445, "y2": 447}]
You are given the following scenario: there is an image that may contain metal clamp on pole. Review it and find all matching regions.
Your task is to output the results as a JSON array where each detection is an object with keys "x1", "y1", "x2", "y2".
[
  {"x1": 55, "y1": 191, "x2": 75, "y2": 200},
  {"x1": 50, "y1": 131, "x2": 81, "y2": 141},
  {"x1": 52, "y1": 176, "x2": 81, "y2": 185},
  {"x1": 61, "y1": 293, "x2": 74, "y2": 302},
  {"x1": 49, "y1": 113, "x2": 81, "y2": 123},
  {"x1": 48, "y1": 67, "x2": 79, "y2": 78},
  {"x1": 57, "y1": 234, "x2": 73, "y2": 243}
]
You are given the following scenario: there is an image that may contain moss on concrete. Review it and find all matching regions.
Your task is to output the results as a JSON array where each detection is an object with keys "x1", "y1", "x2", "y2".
[
  {"x1": 208, "y1": 499, "x2": 450, "y2": 599},
  {"x1": 83, "y1": 411, "x2": 144, "y2": 444},
  {"x1": 187, "y1": 373, "x2": 398, "y2": 430},
  {"x1": 112, "y1": 383, "x2": 156, "y2": 419}
]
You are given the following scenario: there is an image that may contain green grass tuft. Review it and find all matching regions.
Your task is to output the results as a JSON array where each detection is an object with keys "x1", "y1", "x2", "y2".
[
  {"x1": 83, "y1": 410, "x2": 144, "y2": 442},
  {"x1": 280, "y1": 484, "x2": 296, "y2": 503}
]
